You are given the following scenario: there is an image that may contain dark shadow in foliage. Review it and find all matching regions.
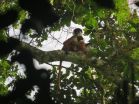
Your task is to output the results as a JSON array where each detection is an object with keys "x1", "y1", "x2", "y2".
[
  {"x1": 0, "y1": 49, "x2": 56, "y2": 104},
  {"x1": 133, "y1": 97, "x2": 139, "y2": 104},
  {"x1": 0, "y1": 9, "x2": 18, "y2": 29},
  {"x1": 111, "y1": 79, "x2": 129, "y2": 104},
  {"x1": 135, "y1": 2, "x2": 139, "y2": 7},
  {"x1": 94, "y1": 0, "x2": 115, "y2": 9},
  {"x1": 21, "y1": 18, "x2": 43, "y2": 35},
  {"x1": 0, "y1": 37, "x2": 20, "y2": 58},
  {"x1": 19, "y1": 0, "x2": 59, "y2": 35}
]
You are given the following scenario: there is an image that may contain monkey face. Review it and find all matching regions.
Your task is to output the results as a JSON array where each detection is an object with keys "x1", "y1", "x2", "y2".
[
  {"x1": 77, "y1": 31, "x2": 82, "y2": 36},
  {"x1": 73, "y1": 28, "x2": 83, "y2": 36},
  {"x1": 73, "y1": 31, "x2": 82, "y2": 36}
]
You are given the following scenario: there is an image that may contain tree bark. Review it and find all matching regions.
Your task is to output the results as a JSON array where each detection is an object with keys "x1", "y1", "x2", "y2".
[{"x1": 20, "y1": 40, "x2": 92, "y2": 66}]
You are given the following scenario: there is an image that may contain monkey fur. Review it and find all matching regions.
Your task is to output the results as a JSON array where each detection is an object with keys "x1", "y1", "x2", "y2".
[
  {"x1": 57, "y1": 28, "x2": 87, "y2": 95},
  {"x1": 77, "y1": 35, "x2": 87, "y2": 54},
  {"x1": 62, "y1": 28, "x2": 83, "y2": 53}
]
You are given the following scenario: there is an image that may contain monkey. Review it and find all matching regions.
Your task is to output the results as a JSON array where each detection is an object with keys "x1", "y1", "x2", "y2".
[
  {"x1": 62, "y1": 28, "x2": 83, "y2": 53},
  {"x1": 77, "y1": 35, "x2": 87, "y2": 53},
  {"x1": 57, "y1": 28, "x2": 83, "y2": 95},
  {"x1": 57, "y1": 28, "x2": 87, "y2": 95},
  {"x1": 62, "y1": 27, "x2": 91, "y2": 55}
]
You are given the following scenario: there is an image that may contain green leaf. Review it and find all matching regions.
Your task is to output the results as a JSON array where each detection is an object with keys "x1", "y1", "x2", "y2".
[{"x1": 130, "y1": 48, "x2": 139, "y2": 61}]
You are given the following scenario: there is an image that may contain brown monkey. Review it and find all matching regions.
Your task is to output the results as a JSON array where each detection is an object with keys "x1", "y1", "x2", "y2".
[
  {"x1": 77, "y1": 35, "x2": 87, "y2": 53},
  {"x1": 62, "y1": 28, "x2": 83, "y2": 53},
  {"x1": 57, "y1": 28, "x2": 84, "y2": 95},
  {"x1": 77, "y1": 35, "x2": 92, "y2": 54}
]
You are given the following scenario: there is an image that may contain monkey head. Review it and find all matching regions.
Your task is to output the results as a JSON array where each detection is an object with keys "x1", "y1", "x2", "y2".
[{"x1": 73, "y1": 28, "x2": 82, "y2": 36}]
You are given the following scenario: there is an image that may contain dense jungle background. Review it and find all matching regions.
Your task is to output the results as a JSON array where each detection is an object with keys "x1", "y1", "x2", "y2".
[{"x1": 0, "y1": 0, "x2": 139, "y2": 104}]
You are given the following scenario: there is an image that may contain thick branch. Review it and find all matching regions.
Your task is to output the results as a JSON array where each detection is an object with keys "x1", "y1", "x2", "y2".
[
  {"x1": 16, "y1": 39, "x2": 122, "y2": 82},
  {"x1": 20, "y1": 41, "x2": 93, "y2": 66}
]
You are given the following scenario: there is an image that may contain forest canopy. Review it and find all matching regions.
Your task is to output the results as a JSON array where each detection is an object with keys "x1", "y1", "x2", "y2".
[{"x1": 0, "y1": 0, "x2": 139, "y2": 104}]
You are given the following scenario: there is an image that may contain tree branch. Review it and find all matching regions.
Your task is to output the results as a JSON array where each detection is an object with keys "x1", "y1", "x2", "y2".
[
  {"x1": 20, "y1": 40, "x2": 93, "y2": 66},
  {"x1": 15, "y1": 38, "x2": 122, "y2": 82}
]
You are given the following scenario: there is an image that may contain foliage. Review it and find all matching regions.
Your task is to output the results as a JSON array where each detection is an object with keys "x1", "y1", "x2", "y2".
[
  {"x1": 1, "y1": 0, "x2": 139, "y2": 104},
  {"x1": 0, "y1": 59, "x2": 17, "y2": 95}
]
